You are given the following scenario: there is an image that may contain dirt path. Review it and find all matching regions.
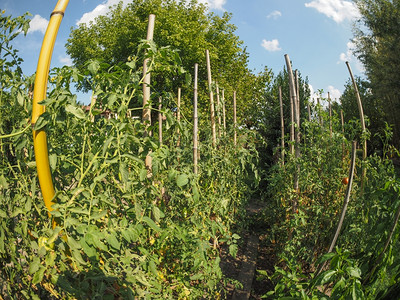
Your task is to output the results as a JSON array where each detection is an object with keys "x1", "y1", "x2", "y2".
[{"x1": 220, "y1": 200, "x2": 276, "y2": 299}]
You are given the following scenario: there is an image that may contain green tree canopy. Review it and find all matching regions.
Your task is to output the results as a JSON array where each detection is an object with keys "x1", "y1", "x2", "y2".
[
  {"x1": 66, "y1": 0, "x2": 257, "y2": 127},
  {"x1": 353, "y1": 0, "x2": 400, "y2": 147},
  {"x1": 340, "y1": 76, "x2": 386, "y2": 154}
]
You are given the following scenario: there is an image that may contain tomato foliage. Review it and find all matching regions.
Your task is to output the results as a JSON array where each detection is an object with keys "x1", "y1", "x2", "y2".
[{"x1": 0, "y1": 13, "x2": 260, "y2": 299}]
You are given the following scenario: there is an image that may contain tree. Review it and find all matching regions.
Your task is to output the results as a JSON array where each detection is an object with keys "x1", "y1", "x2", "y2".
[
  {"x1": 66, "y1": 0, "x2": 254, "y2": 129},
  {"x1": 249, "y1": 67, "x2": 310, "y2": 168},
  {"x1": 353, "y1": 0, "x2": 400, "y2": 148},
  {"x1": 340, "y1": 76, "x2": 386, "y2": 154}
]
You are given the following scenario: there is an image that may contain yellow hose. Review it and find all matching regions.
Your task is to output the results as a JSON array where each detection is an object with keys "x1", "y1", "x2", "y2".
[{"x1": 31, "y1": 0, "x2": 69, "y2": 214}]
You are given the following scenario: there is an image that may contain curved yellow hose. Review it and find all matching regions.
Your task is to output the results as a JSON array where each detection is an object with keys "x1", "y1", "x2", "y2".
[{"x1": 32, "y1": 0, "x2": 69, "y2": 214}]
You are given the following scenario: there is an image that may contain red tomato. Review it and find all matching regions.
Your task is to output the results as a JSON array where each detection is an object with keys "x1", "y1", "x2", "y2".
[{"x1": 342, "y1": 177, "x2": 349, "y2": 185}]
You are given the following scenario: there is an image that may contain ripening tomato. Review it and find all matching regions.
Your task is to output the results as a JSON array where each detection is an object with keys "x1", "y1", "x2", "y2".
[{"x1": 342, "y1": 177, "x2": 349, "y2": 185}]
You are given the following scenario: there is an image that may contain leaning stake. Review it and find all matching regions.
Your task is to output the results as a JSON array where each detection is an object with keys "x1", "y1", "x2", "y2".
[
  {"x1": 233, "y1": 91, "x2": 237, "y2": 146},
  {"x1": 315, "y1": 140, "x2": 357, "y2": 276},
  {"x1": 205, "y1": 49, "x2": 216, "y2": 148},
  {"x1": 193, "y1": 64, "x2": 199, "y2": 174},
  {"x1": 346, "y1": 61, "x2": 367, "y2": 192},
  {"x1": 279, "y1": 86, "x2": 285, "y2": 166},
  {"x1": 31, "y1": 0, "x2": 69, "y2": 217}
]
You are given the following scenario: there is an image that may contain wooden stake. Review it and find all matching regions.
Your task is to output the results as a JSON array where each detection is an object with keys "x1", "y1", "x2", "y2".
[
  {"x1": 216, "y1": 83, "x2": 222, "y2": 138},
  {"x1": 177, "y1": 87, "x2": 181, "y2": 147},
  {"x1": 317, "y1": 97, "x2": 323, "y2": 126},
  {"x1": 316, "y1": 140, "x2": 357, "y2": 276},
  {"x1": 346, "y1": 61, "x2": 367, "y2": 194},
  {"x1": 233, "y1": 90, "x2": 237, "y2": 146},
  {"x1": 205, "y1": 49, "x2": 216, "y2": 148},
  {"x1": 285, "y1": 54, "x2": 300, "y2": 213},
  {"x1": 158, "y1": 97, "x2": 162, "y2": 144},
  {"x1": 279, "y1": 86, "x2": 285, "y2": 166},
  {"x1": 142, "y1": 14, "x2": 155, "y2": 128},
  {"x1": 193, "y1": 64, "x2": 199, "y2": 174},
  {"x1": 341, "y1": 109, "x2": 345, "y2": 160},
  {"x1": 222, "y1": 89, "x2": 226, "y2": 137},
  {"x1": 346, "y1": 61, "x2": 366, "y2": 159},
  {"x1": 142, "y1": 14, "x2": 155, "y2": 176},
  {"x1": 295, "y1": 70, "x2": 300, "y2": 128},
  {"x1": 328, "y1": 92, "x2": 332, "y2": 138}
]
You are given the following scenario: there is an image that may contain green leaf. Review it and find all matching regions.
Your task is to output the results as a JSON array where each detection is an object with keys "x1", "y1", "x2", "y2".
[
  {"x1": 119, "y1": 162, "x2": 129, "y2": 185},
  {"x1": 33, "y1": 113, "x2": 49, "y2": 130},
  {"x1": 320, "y1": 270, "x2": 336, "y2": 285},
  {"x1": 88, "y1": 60, "x2": 100, "y2": 75},
  {"x1": 106, "y1": 233, "x2": 121, "y2": 250},
  {"x1": 152, "y1": 207, "x2": 164, "y2": 223},
  {"x1": 65, "y1": 104, "x2": 86, "y2": 119},
  {"x1": 32, "y1": 266, "x2": 46, "y2": 285},
  {"x1": 0, "y1": 175, "x2": 8, "y2": 189},
  {"x1": 80, "y1": 239, "x2": 97, "y2": 258},
  {"x1": 17, "y1": 90, "x2": 24, "y2": 106},
  {"x1": 149, "y1": 260, "x2": 157, "y2": 276},
  {"x1": 91, "y1": 209, "x2": 107, "y2": 220},
  {"x1": 49, "y1": 153, "x2": 57, "y2": 170},
  {"x1": 142, "y1": 216, "x2": 161, "y2": 232},
  {"x1": 67, "y1": 236, "x2": 82, "y2": 250},
  {"x1": 347, "y1": 266, "x2": 361, "y2": 278},
  {"x1": 176, "y1": 173, "x2": 189, "y2": 187},
  {"x1": 72, "y1": 250, "x2": 87, "y2": 265},
  {"x1": 29, "y1": 257, "x2": 41, "y2": 274},
  {"x1": 229, "y1": 244, "x2": 238, "y2": 258}
]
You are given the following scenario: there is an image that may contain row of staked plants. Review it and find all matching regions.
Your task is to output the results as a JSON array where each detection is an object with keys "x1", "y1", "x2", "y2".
[
  {"x1": 259, "y1": 90, "x2": 400, "y2": 298},
  {"x1": 0, "y1": 12, "x2": 260, "y2": 299}
]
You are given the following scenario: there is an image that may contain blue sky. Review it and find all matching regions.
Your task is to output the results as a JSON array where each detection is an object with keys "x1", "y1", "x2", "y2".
[{"x1": 2, "y1": 0, "x2": 363, "y2": 104}]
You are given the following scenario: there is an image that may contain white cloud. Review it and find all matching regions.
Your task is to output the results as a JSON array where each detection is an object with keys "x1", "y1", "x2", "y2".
[
  {"x1": 267, "y1": 10, "x2": 282, "y2": 19},
  {"x1": 261, "y1": 39, "x2": 281, "y2": 52},
  {"x1": 338, "y1": 41, "x2": 365, "y2": 72},
  {"x1": 308, "y1": 84, "x2": 341, "y2": 103},
  {"x1": 59, "y1": 55, "x2": 73, "y2": 66},
  {"x1": 305, "y1": 0, "x2": 360, "y2": 23},
  {"x1": 339, "y1": 41, "x2": 354, "y2": 63},
  {"x1": 326, "y1": 85, "x2": 341, "y2": 99},
  {"x1": 28, "y1": 15, "x2": 48, "y2": 34},
  {"x1": 309, "y1": 84, "x2": 318, "y2": 103},
  {"x1": 78, "y1": 0, "x2": 226, "y2": 25},
  {"x1": 197, "y1": 0, "x2": 226, "y2": 10},
  {"x1": 77, "y1": 0, "x2": 131, "y2": 25}
]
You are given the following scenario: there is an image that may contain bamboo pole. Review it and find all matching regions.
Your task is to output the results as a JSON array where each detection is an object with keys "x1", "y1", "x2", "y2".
[
  {"x1": 193, "y1": 64, "x2": 199, "y2": 174},
  {"x1": 317, "y1": 97, "x2": 322, "y2": 126},
  {"x1": 142, "y1": 14, "x2": 155, "y2": 176},
  {"x1": 222, "y1": 89, "x2": 226, "y2": 137},
  {"x1": 315, "y1": 140, "x2": 357, "y2": 276},
  {"x1": 328, "y1": 92, "x2": 332, "y2": 138},
  {"x1": 279, "y1": 86, "x2": 285, "y2": 166},
  {"x1": 177, "y1": 87, "x2": 181, "y2": 147},
  {"x1": 233, "y1": 90, "x2": 237, "y2": 146},
  {"x1": 289, "y1": 83, "x2": 295, "y2": 156},
  {"x1": 346, "y1": 61, "x2": 366, "y2": 159},
  {"x1": 346, "y1": 61, "x2": 366, "y2": 194},
  {"x1": 205, "y1": 49, "x2": 216, "y2": 148},
  {"x1": 341, "y1": 109, "x2": 345, "y2": 160},
  {"x1": 295, "y1": 70, "x2": 300, "y2": 127},
  {"x1": 308, "y1": 102, "x2": 311, "y2": 122},
  {"x1": 284, "y1": 59, "x2": 299, "y2": 154},
  {"x1": 158, "y1": 97, "x2": 162, "y2": 144},
  {"x1": 285, "y1": 54, "x2": 300, "y2": 213},
  {"x1": 216, "y1": 83, "x2": 222, "y2": 138}
]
